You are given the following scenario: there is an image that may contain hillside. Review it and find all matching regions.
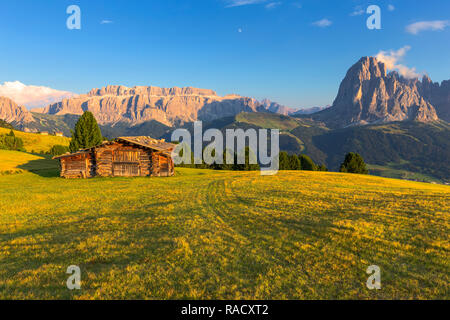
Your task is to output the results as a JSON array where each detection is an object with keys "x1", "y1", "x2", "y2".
[
  {"x1": 0, "y1": 150, "x2": 57, "y2": 175},
  {"x1": 236, "y1": 112, "x2": 301, "y2": 131},
  {"x1": 0, "y1": 119, "x2": 14, "y2": 129},
  {"x1": 0, "y1": 127, "x2": 70, "y2": 153},
  {"x1": 310, "y1": 121, "x2": 450, "y2": 181},
  {"x1": 26, "y1": 113, "x2": 80, "y2": 137},
  {"x1": 190, "y1": 112, "x2": 450, "y2": 182},
  {"x1": 0, "y1": 168, "x2": 448, "y2": 299}
]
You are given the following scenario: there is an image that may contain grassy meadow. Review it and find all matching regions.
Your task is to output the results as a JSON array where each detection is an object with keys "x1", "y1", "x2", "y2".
[
  {"x1": 0, "y1": 128, "x2": 70, "y2": 153},
  {"x1": 0, "y1": 152, "x2": 449, "y2": 299},
  {"x1": 0, "y1": 150, "x2": 53, "y2": 175}
]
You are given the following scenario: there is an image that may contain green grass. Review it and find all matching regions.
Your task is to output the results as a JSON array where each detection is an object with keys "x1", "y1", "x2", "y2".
[
  {"x1": 0, "y1": 150, "x2": 58, "y2": 175},
  {"x1": 0, "y1": 128, "x2": 70, "y2": 153},
  {"x1": 236, "y1": 112, "x2": 301, "y2": 131},
  {"x1": 368, "y1": 163, "x2": 443, "y2": 184},
  {"x1": 0, "y1": 161, "x2": 448, "y2": 299}
]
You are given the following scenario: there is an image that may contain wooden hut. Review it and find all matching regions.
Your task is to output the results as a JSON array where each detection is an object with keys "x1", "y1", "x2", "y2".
[{"x1": 54, "y1": 137, "x2": 176, "y2": 179}]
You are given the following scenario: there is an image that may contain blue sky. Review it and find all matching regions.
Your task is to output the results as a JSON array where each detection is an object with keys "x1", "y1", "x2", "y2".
[{"x1": 0, "y1": 0, "x2": 449, "y2": 109}]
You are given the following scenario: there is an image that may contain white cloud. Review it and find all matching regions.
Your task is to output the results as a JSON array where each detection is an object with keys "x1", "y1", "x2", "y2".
[
  {"x1": 375, "y1": 46, "x2": 421, "y2": 79},
  {"x1": 265, "y1": 2, "x2": 281, "y2": 9},
  {"x1": 312, "y1": 18, "x2": 332, "y2": 27},
  {"x1": 350, "y1": 6, "x2": 365, "y2": 16},
  {"x1": 101, "y1": 20, "x2": 113, "y2": 24},
  {"x1": 388, "y1": 4, "x2": 395, "y2": 11},
  {"x1": 293, "y1": 2, "x2": 302, "y2": 9},
  {"x1": 0, "y1": 81, "x2": 75, "y2": 109},
  {"x1": 225, "y1": 0, "x2": 267, "y2": 7},
  {"x1": 406, "y1": 20, "x2": 449, "y2": 35}
]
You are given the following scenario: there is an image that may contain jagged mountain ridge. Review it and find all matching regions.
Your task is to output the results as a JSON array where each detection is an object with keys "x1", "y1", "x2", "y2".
[
  {"x1": 311, "y1": 57, "x2": 442, "y2": 128},
  {"x1": 419, "y1": 76, "x2": 450, "y2": 122},
  {"x1": 1, "y1": 56, "x2": 449, "y2": 134},
  {"x1": 40, "y1": 85, "x2": 266, "y2": 127},
  {"x1": 0, "y1": 96, "x2": 34, "y2": 125}
]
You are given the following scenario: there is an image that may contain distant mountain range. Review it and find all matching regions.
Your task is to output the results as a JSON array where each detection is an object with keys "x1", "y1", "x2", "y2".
[
  {"x1": 2, "y1": 56, "x2": 448, "y2": 134},
  {"x1": 0, "y1": 56, "x2": 449, "y2": 181},
  {"x1": 0, "y1": 86, "x2": 328, "y2": 135},
  {"x1": 37, "y1": 86, "x2": 270, "y2": 127},
  {"x1": 258, "y1": 98, "x2": 328, "y2": 116}
]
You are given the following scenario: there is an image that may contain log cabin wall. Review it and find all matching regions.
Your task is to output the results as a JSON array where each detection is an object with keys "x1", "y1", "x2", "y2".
[
  {"x1": 95, "y1": 142, "x2": 153, "y2": 177},
  {"x1": 60, "y1": 152, "x2": 95, "y2": 179},
  {"x1": 151, "y1": 152, "x2": 174, "y2": 177},
  {"x1": 56, "y1": 139, "x2": 175, "y2": 178},
  {"x1": 151, "y1": 152, "x2": 161, "y2": 176}
]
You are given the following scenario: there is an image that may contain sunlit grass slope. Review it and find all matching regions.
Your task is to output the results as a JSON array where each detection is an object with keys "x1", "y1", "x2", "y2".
[
  {"x1": 0, "y1": 128, "x2": 70, "y2": 153},
  {"x1": 236, "y1": 112, "x2": 301, "y2": 131},
  {"x1": 0, "y1": 167, "x2": 448, "y2": 299},
  {"x1": 0, "y1": 150, "x2": 58, "y2": 175}
]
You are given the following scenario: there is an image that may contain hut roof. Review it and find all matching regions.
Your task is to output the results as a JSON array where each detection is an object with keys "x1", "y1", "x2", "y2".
[
  {"x1": 53, "y1": 136, "x2": 176, "y2": 159},
  {"x1": 52, "y1": 149, "x2": 92, "y2": 159},
  {"x1": 116, "y1": 136, "x2": 176, "y2": 152}
]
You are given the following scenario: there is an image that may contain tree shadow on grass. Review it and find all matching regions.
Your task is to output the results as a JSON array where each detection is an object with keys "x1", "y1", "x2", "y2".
[{"x1": 17, "y1": 155, "x2": 60, "y2": 178}]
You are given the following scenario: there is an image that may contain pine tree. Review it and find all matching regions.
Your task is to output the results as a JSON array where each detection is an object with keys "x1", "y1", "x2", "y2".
[
  {"x1": 340, "y1": 152, "x2": 369, "y2": 174},
  {"x1": 279, "y1": 152, "x2": 290, "y2": 170},
  {"x1": 220, "y1": 148, "x2": 234, "y2": 170},
  {"x1": 233, "y1": 147, "x2": 260, "y2": 171},
  {"x1": 288, "y1": 154, "x2": 301, "y2": 170},
  {"x1": 244, "y1": 147, "x2": 260, "y2": 171},
  {"x1": 69, "y1": 111, "x2": 103, "y2": 152},
  {"x1": 299, "y1": 154, "x2": 317, "y2": 171}
]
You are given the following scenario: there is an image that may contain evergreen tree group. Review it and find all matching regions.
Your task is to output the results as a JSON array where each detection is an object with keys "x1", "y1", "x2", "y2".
[
  {"x1": 339, "y1": 152, "x2": 368, "y2": 174},
  {"x1": 176, "y1": 148, "x2": 328, "y2": 172},
  {"x1": 175, "y1": 146, "x2": 260, "y2": 171},
  {"x1": 0, "y1": 130, "x2": 24, "y2": 151},
  {"x1": 278, "y1": 152, "x2": 327, "y2": 171}
]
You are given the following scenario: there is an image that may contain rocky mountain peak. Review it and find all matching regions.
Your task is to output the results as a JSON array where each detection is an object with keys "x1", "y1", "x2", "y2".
[
  {"x1": 422, "y1": 74, "x2": 433, "y2": 85},
  {"x1": 312, "y1": 56, "x2": 440, "y2": 128},
  {"x1": 418, "y1": 77, "x2": 450, "y2": 122},
  {"x1": 0, "y1": 96, "x2": 34, "y2": 125},
  {"x1": 352, "y1": 56, "x2": 388, "y2": 81}
]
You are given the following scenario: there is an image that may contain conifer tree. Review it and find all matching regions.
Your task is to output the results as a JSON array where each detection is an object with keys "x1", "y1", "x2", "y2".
[
  {"x1": 340, "y1": 152, "x2": 369, "y2": 174},
  {"x1": 299, "y1": 154, "x2": 317, "y2": 171},
  {"x1": 288, "y1": 154, "x2": 301, "y2": 170},
  {"x1": 69, "y1": 111, "x2": 103, "y2": 152}
]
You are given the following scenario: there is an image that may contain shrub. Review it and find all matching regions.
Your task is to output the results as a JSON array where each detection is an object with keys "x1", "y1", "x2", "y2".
[{"x1": 48, "y1": 145, "x2": 70, "y2": 156}]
